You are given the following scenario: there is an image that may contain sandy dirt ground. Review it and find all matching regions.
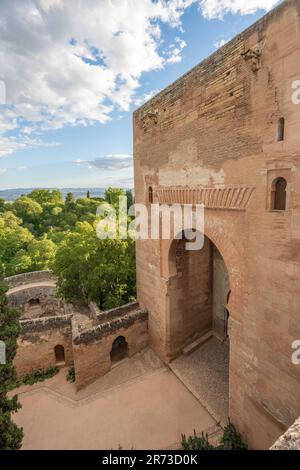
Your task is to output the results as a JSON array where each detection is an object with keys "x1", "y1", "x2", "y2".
[{"x1": 13, "y1": 348, "x2": 218, "y2": 450}]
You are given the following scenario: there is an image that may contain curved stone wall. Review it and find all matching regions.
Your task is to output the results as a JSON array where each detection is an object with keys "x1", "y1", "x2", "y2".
[
  {"x1": 8, "y1": 285, "x2": 57, "y2": 308},
  {"x1": 6, "y1": 271, "x2": 62, "y2": 319},
  {"x1": 4, "y1": 270, "x2": 55, "y2": 288}
]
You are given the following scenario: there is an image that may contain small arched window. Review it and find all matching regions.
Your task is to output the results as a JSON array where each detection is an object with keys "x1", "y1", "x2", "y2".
[
  {"x1": 271, "y1": 177, "x2": 287, "y2": 211},
  {"x1": 278, "y1": 117, "x2": 285, "y2": 142},
  {"x1": 148, "y1": 186, "x2": 153, "y2": 204}
]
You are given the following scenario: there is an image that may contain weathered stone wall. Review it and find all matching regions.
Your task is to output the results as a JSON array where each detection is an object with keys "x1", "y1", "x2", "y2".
[
  {"x1": 14, "y1": 315, "x2": 73, "y2": 376},
  {"x1": 73, "y1": 304, "x2": 148, "y2": 389},
  {"x1": 134, "y1": 0, "x2": 300, "y2": 450},
  {"x1": 5, "y1": 270, "x2": 55, "y2": 288},
  {"x1": 212, "y1": 246, "x2": 230, "y2": 337},
  {"x1": 168, "y1": 236, "x2": 212, "y2": 356},
  {"x1": 270, "y1": 417, "x2": 300, "y2": 450},
  {"x1": 8, "y1": 285, "x2": 64, "y2": 319},
  {"x1": 6, "y1": 271, "x2": 63, "y2": 319},
  {"x1": 7, "y1": 271, "x2": 149, "y2": 387}
]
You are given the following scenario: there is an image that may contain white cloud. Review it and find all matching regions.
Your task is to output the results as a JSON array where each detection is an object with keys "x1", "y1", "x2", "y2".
[
  {"x1": 115, "y1": 176, "x2": 134, "y2": 188},
  {"x1": 0, "y1": 0, "x2": 281, "y2": 156},
  {"x1": 164, "y1": 37, "x2": 187, "y2": 64},
  {"x1": 0, "y1": 135, "x2": 59, "y2": 157},
  {"x1": 0, "y1": 0, "x2": 189, "y2": 132},
  {"x1": 74, "y1": 154, "x2": 133, "y2": 171},
  {"x1": 134, "y1": 90, "x2": 160, "y2": 107},
  {"x1": 73, "y1": 159, "x2": 89, "y2": 165},
  {"x1": 214, "y1": 38, "x2": 228, "y2": 49},
  {"x1": 199, "y1": 0, "x2": 280, "y2": 19},
  {"x1": 0, "y1": 165, "x2": 27, "y2": 174}
]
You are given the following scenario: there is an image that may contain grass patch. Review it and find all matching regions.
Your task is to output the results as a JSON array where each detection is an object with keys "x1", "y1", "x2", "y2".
[{"x1": 16, "y1": 367, "x2": 59, "y2": 387}]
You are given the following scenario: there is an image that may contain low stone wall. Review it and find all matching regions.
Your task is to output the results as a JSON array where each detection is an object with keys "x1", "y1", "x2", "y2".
[
  {"x1": 5, "y1": 270, "x2": 55, "y2": 288},
  {"x1": 73, "y1": 304, "x2": 148, "y2": 389},
  {"x1": 14, "y1": 315, "x2": 73, "y2": 377},
  {"x1": 270, "y1": 417, "x2": 300, "y2": 450},
  {"x1": 95, "y1": 302, "x2": 140, "y2": 323},
  {"x1": 11, "y1": 288, "x2": 148, "y2": 388},
  {"x1": 74, "y1": 303, "x2": 147, "y2": 345}
]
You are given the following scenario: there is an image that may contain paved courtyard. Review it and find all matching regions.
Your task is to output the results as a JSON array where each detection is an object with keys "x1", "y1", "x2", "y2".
[
  {"x1": 13, "y1": 348, "x2": 219, "y2": 450},
  {"x1": 170, "y1": 337, "x2": 229, "y2": 423}
]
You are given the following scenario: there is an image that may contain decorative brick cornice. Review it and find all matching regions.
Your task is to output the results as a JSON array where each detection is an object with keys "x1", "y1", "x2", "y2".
[{"x1": 155, "y1": 186, "x2": 255, "y2": 211}]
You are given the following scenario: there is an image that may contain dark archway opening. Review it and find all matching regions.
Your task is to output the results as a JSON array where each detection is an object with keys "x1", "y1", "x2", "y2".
[
  {"x1": 110, "y1": 336, "x2": 128, "y2": 365},
  {"x1": 54, "y1": 345, "x2": 65, "y2": 365},
  {"x1": 28, "y1": 298, "x2": 40, "y2": 307}
]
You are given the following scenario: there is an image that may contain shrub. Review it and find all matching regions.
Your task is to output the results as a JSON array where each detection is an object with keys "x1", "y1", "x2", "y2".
[
  {"x1": 18, "y1": 367, "x2": 59, "y2": 386},
  {"x1": 219, "y1": 422, "x2": 248, "y2": 450},
  {"x1": 66, "y1": 366, "x2": 75, "y2": 383},
  {"x1": 182, "y1": 432, "x2": 214, "y2": 450},
  {"x1": 181, "y1": 422, "x2": 247, "y2": 450}
]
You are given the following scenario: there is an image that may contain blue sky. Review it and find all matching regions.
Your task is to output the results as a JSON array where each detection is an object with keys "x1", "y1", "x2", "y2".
[{"x1": 0, "y1": 0, "x2": 281, "y2": 190}]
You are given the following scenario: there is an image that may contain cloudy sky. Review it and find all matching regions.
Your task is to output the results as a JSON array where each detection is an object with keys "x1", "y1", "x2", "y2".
[{"x1": 0, "y1": 0, "x2": 281, "y2": 189}]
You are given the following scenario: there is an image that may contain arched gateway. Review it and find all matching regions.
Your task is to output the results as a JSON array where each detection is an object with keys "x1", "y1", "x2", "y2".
[{"x1": 167, "y1": 232, "x2": 231, "y2": 357}]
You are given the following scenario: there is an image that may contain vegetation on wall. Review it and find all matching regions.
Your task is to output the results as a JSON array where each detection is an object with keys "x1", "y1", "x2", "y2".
[
  {"x1": 181, "y1": 422, "x2": 248, "y2": 450},
  {"x1": 66, "y1": 366, "x2": 76, "y2": 383},
  {"x1": 0, "y1": 265, "x2": 23, "y2": 450},
  {"x1": 16, "y1": 367, "x2": 59, "y2": 387}
]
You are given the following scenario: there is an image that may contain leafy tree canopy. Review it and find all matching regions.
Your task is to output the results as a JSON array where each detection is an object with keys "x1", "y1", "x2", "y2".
[
  {"x1": 0, "y1": 264, "x2": 23, "y2": 449},
  {"x1": 0, "y1": 188, "x2": 136, "y2": 309}
]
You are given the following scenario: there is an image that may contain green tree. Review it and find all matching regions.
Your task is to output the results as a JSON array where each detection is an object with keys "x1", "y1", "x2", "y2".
[
  {"x1": 0, "y1": 212, "x2": 33, "y2": 276},
  {"x1": 27, "y1": 238, "x2": 57, "y2": 271},
  {"x1": 12, "y1": 196, "x2": 43, "y2": 225},
  {"x1": 6, "y1": 251, "x2": 32, "y2": 276},
  {"x1": 0, "y1": 199, "x2": 5, "y2": 213},
  {"x1": 53, "y1": 221, "x2": 136, "y2": 309},
  {"x1": 65, "y1": 192, "x2": 75, "y2": 205},
  {"x1": 0, "y1": 264, "x2": 23, "y2": 450},
  {"x1": 28, "y1": 189, "x2": 62, "y2": 205},
  {"x1": 86, "y1": 190, "x2": 90, "y2": 199},
  {"x1": 126, "y1": 189, "x2": 134, "y2": 211},
  {"x1": 104, "y1": 187, "x2": 125, "y2": 207}
]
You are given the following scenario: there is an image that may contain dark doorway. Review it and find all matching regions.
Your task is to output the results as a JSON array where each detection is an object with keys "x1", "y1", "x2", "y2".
[
  {"x1": 110, "y1": 336, "x2": 128, "y2": 365},
  {"x1": 54, "y1": 345, "x2": 65, "y2": 365}
]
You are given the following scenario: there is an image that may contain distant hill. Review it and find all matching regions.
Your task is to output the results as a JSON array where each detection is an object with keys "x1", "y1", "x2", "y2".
[{"x1": 0, "y1": 188, "x2": 107, "y2": 201}]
